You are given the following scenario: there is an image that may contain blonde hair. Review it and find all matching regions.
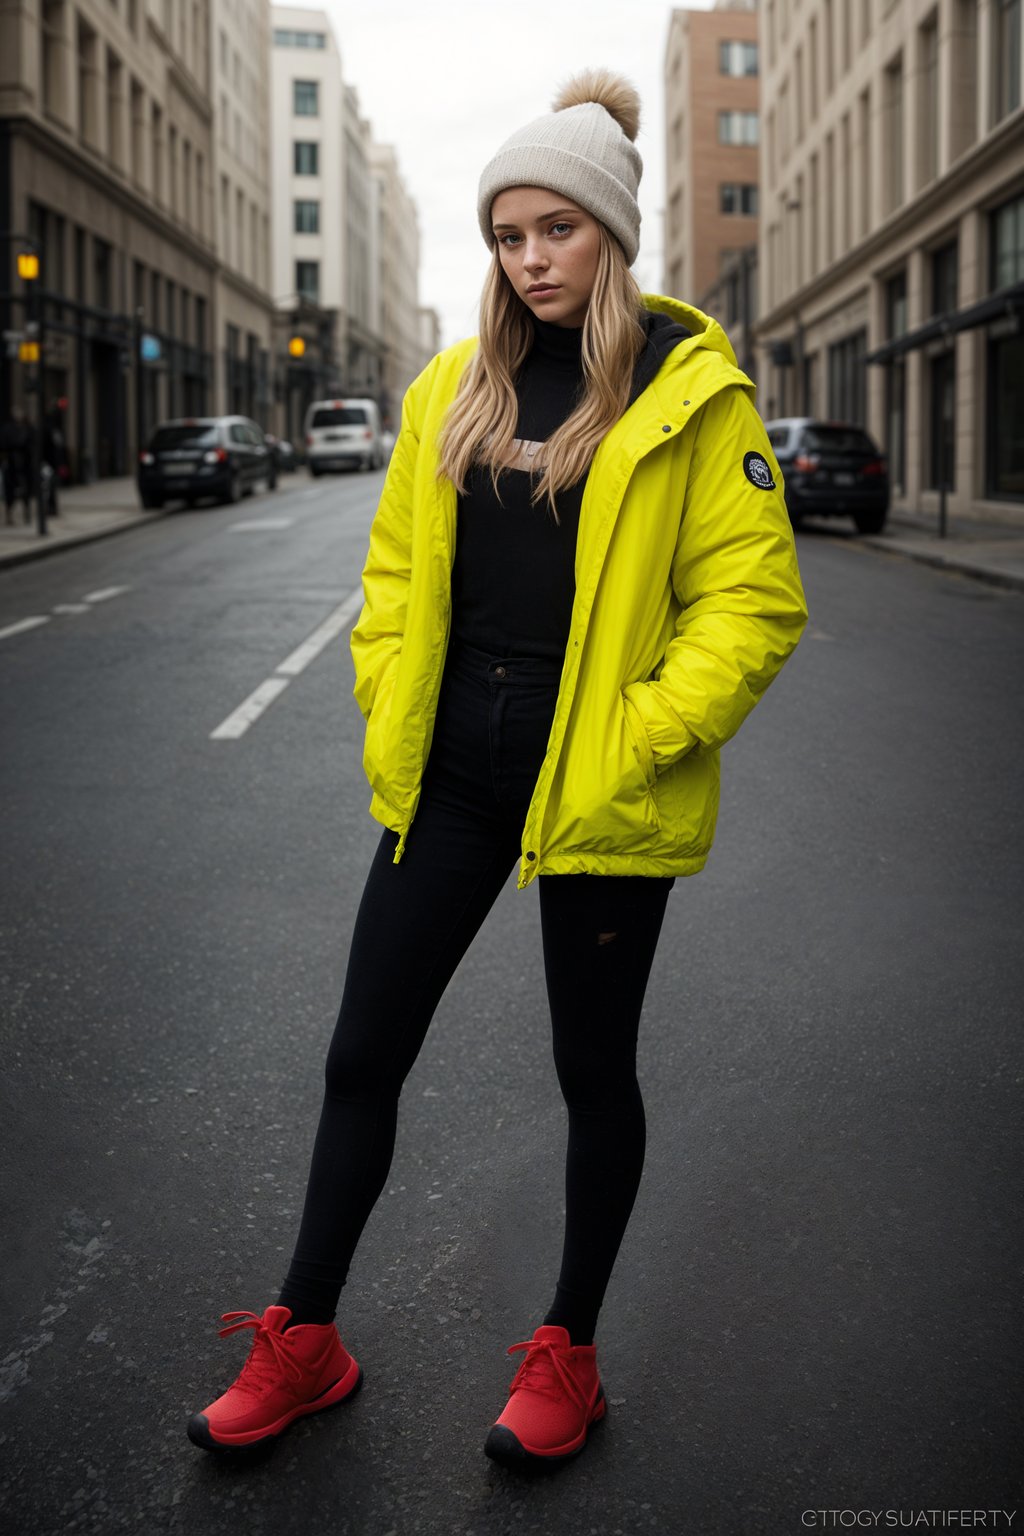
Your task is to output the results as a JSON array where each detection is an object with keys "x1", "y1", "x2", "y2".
[{"x1": 438, "y1": 224, "x2": 646, "y2": 515}]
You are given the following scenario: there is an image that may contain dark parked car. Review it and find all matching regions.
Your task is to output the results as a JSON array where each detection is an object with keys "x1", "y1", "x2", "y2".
[
  {"x1": 137, "y1": 416, "x2": 277, "y2": 509},
  {"x1": 765, "y1": 417, "x2": 889, "y2": 535}
]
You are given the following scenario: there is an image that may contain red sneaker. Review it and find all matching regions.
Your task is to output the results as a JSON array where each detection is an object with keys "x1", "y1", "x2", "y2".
[
  {"x1": 187, "y1": 1305, "x2": 362, "y2": 1452},
  {"x1": 484, "y1": 1324, "x2": 606, "y2": 1467}
]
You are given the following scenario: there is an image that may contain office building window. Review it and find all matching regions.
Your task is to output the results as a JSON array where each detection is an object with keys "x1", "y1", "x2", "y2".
[
  {"x1": 885, "y1": 272, "x2": 907, "y2": 492},
  {"x1": 827, "y1": 329, "x2": 867, "y2": 423},
  {"x1": 928, "y1": 351, "x2": 956, "y2": 489},
  {"x1": 719, "y1": 40, "x2": 758, "y2": 76},
  {"x1": 294, "y1": 199, "x2": 320, "y2": 233},
  {"x1": 991, "y1": 192, "x2": 1024, "y2": 289},
  {"x1": 294, "y1": 140, "x2": 319, "y2": 175},
  {"x1": 295, "y1": 260, "x2": 319, "y2": 302},
  {"x1": 883, "y1": 55, "x2": 904, "y2": 213},
  {"x1": 718, "y1": 111, "x2": 759, "y2": 145},
  {"x1": 932, "y1": 241, "x2": 958, "y2": 315},
  {"x1": 993, "y1": 0, "x2": 1021, "y2": 122},
  {"x1": 293, "y1": 80, "x2": 319, "y2": 116},
  {"x1": 987, "y1": 328, "x2": 1024, "y2": 499},
  {"x1": 274, "y1": 29, "x2": 326, "y2": 48},
  {"x1": 720, "y1": 184, "x2": 759, "y2": 216}
]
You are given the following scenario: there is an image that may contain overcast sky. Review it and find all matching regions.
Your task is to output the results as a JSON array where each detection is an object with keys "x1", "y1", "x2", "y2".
[{"x1": 277, "y1": 0, "x2": 714, "y2": 349}]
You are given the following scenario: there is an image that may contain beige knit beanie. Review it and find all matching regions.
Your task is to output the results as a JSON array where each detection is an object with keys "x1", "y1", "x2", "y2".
[{"x1": 477, "y1": 69, "x2": 643, "y2": 265}]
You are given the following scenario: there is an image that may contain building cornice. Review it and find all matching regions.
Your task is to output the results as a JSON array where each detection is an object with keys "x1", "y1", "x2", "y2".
[{"x1": 756, "y1": 106, "x2": 1024, "y2": 338}]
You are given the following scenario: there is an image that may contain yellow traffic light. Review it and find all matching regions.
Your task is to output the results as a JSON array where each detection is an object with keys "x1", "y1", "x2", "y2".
[
  {"x1": 288, "y1": 335, "x2": 306, "y2": 358},
  {"x1": 19, "y1": 340, "x2": 40, "y2": 363},
  {"x1": 17, "y1": 251, "x2": 40, "y2": 281}
]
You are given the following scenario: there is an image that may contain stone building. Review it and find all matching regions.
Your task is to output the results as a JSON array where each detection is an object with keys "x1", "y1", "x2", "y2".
[
  {"x1": 756, "y1": 0, "x2": 1024, "y2": 522},
  {"x1": 0, "y1": 0, "x2": 217, "y2": 478},
  {"x1": 370, "y1": 141, "x2": 423, "y2": 426},
  {"x1": 212, "y1": 0, "x2": 275, "y2": 428}
]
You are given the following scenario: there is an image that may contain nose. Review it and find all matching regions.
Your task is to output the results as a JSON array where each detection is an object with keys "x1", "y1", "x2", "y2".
[{"x1": 523, "y1": 236, "x2": 549, "y2": 273}]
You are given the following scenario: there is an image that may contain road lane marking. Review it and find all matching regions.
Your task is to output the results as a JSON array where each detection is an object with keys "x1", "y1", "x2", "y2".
[
  {"x1": 275, "y1": 587, "x2": 364, "y2": 677},
  {"x1": 84, "y1": 586, "x2": 131, "y2": 603},
  {"x1": 228, "y1": 518, "x2": 295, "y2": 531},
  {"x1": 53, "y1": 604, "x2": 91, "y2": 615},
  {"x1": 0, "y1": 616, "x2": 50, "y2": 640},
  {"x1": 210, "y1": 585, "x2": 364, "y2": 741}
]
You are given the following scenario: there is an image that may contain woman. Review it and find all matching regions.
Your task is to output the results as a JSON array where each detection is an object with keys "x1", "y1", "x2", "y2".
[{"x1": 189, "y1": 69, "x2": 807, "y2": 1468}]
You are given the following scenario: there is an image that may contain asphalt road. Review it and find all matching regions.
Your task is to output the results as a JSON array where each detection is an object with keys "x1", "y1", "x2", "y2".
[{"x1": 1, "y1": 471, "x2": 1021, "y2": 1536}]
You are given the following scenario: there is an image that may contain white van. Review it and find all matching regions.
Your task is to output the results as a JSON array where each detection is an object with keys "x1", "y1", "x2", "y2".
[{"x1": 304, "y1": 398, "x2": 384, "y2": 475}]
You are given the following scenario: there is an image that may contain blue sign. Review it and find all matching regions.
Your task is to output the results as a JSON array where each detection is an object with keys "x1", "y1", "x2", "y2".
[{"x1": 140, "y1": 334, "x2": 161, "y2": 363}]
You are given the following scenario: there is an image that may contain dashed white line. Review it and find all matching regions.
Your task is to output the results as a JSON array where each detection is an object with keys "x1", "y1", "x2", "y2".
[
  {"x1": 84, "y1": 586, "x2": 131, "y2": 604},
  {"x1": 0, "y1": 616, "x2": 50, "y2": 641},
  {"x1": 210, "y1": 585, "x2": 364, "y2": 741},
  {"x1": 53, "y1": 603, "x2": 91, "y2": 615},
  {"x1": 228, "y1": 518, "x2": 295, "y2": 532}
]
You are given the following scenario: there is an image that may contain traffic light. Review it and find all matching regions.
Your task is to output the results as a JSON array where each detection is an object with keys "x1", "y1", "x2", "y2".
[{"x1": 288, "y1": 335, "x2": 306, "y2": 358}]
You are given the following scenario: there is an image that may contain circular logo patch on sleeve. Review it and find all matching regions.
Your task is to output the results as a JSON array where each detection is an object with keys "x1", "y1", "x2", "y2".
[{"x1": 743, "y1": 451, "x2": 776, "y2": 489}]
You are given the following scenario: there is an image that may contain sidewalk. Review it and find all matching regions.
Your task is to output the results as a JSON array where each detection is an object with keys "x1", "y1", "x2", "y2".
[
  {"x1": 0, "y1": 477, "x2": 163, "y2": 570},
  {"x1": 862, "y1": 509, "x2": 1024, "y2": 593},
  {"x1": 1, "y1": 475, "x2": 1023, "y2": 592}
]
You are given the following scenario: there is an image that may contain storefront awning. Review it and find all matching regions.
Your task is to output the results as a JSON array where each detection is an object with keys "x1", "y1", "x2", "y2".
[{"x1": 866, "y1": 280, "x2": 1024, "y2": 364}]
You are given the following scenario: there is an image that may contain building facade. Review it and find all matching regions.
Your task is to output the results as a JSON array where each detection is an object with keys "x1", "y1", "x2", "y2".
[
  {"x1": 370, "y1": 141, "x2": 422, "y2": 426},
  {"x1": 1, "y1": 0, "x2": 216, "y2": 479},
  {"x1": 212, "y1": 0, "x2": 275, "y2": 428},
  {"x1": 756, "y1": 0, "x2": 1024, "y2": 521},
  {"x1": 664, "y1": 0, "x2": 761, "y2": 326}
]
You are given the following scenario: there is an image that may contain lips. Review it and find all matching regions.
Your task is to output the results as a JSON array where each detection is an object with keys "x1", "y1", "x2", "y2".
[{"x1": 527, "y1": 284, "x2": 560, "y2": 295}]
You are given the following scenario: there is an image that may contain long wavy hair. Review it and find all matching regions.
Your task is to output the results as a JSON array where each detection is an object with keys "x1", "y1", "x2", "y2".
[{"x1": 437, "y1": 224, "x2": 646, "y2": 516}]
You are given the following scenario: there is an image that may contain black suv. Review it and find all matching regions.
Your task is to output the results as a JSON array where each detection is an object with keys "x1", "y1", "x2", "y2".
[
  {"x1": 764, "y1": 418, "x2": 889, "y2": 535},
  {"x1": 138, "y1": 416, "x2": 277, "y2": 509}
]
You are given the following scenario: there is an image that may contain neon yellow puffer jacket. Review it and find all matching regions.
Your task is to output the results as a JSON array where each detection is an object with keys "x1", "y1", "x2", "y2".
[{"x1": 351, "y1": 295, "x2": 807, "y2": 890}]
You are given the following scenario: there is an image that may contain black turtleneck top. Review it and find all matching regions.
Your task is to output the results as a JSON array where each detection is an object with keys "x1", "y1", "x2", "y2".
[{"x1": 450, "y1": 310, "x2": 690, "y2": 660}]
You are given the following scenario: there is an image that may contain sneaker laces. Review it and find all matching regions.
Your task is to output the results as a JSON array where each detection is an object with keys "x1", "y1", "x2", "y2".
[
  {"x1": 217, "y1": 1310, "x2": 305, "y2": 1395},
  {"x1": 506, "y1": 1336, "x2": 590, "y2": 1412}
]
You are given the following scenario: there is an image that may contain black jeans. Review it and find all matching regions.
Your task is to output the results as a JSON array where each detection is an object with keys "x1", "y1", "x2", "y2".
[{"x1": 280, "y1": 639, "x2": 673, "y2": 1343}]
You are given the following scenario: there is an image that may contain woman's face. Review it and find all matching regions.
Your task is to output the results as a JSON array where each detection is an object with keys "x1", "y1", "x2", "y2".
[{"x1": 491, "y1": 187, "x2": 602, "y2": 328}]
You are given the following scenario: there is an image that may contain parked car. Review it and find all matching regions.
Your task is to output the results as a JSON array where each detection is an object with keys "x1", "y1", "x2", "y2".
[
  {"x1": 304, "y1": 398, "x2": 385, "y2": 475},
  {"x1": 264, "y1": 432, "x2": 297, "y2": 474},
  {"x1": 764, "y1": 417, "x2": 889, "y2": 535},
  {"x1": 137, "y1": 416, "x2": 277, "y2": 509}
]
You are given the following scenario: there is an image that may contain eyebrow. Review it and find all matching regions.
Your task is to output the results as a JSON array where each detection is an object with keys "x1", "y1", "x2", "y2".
[{"x1": 491, "y1": 207, "x2": 581, "y2": 232}]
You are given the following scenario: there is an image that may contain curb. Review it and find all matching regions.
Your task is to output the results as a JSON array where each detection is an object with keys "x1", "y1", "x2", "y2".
[
  {"x1": 861, "y1": 533, "x2": 1024, "y2": 594},
  {"x1": 0, "y1": 508, "x2": 168, "y2": 571}
]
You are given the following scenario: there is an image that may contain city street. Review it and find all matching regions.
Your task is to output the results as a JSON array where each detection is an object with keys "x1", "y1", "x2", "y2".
[{"x1": 0, "y1": 471, "x2": 1021, "y2": 1535}]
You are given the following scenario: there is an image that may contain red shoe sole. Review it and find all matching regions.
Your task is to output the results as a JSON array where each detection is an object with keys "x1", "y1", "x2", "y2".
[{"x1": 187, "y1": 1361, "x2": 364, "y2": 1452}]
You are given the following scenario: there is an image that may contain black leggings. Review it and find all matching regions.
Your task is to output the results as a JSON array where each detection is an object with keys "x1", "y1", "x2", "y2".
[{"x1": 280, "y1": 640, "x2": 673, "y2": 1344}]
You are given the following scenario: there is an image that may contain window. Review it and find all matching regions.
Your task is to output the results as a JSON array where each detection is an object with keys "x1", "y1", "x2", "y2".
[
  {"x1": 932, "y1": 242, "x2": 958, "y2": 315},
  {"x1": 993, "y1": 0, "x2": 1022, "y2": 122},
  {"x1": 294, "y1": 140, "x2": 319, "y2": 175},
  {"x1": 928, "y1": 351, "x2": 956, "y2": 489},
  {"x1": 827, "y1": 329, "x2": 867, "y2": 423},
  {"x1": 883, "y1": 55, "x2": 904, "y2": 213},
  {"x1": 991, "y1": 194, "x2": 1024, "y2": 289},
  {"x1": 273, "y1": 28, "x2": 326, "y2": 48},
  {"x1": 294, "y1": 199, "x2": 320, "y2": 233},
  {"x1": 295, "y1": 259, "x2": 319, "y2": 302},
  {"x1": 987, "y1": 328, "x2": 1024, "y2": 499},
  {"x1": 718, "y1": 111, "x2": 759, "y2": 145},
  {"x1": 94, "y1": 236, "x2": 112, "y2": 310},
  {"x1": 719, "y1": 40, "x2": 758, "y2": 76},
  {"x1": 293, "y1": 80, "x2": 319, "y2": 116},
  {"x1": 918, "y1": 13, "x2": 939, "y2": 187},
  {"x1": 885, "y1": 272, "x2": 907, "y2": 492},
  {"x1": 720, "y1": 184, "x2": 759, "y2": 216}
]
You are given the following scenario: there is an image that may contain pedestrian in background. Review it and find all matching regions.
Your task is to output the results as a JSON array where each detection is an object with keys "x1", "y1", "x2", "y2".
[
  {"x1": 190, "y1": 69, "x2": 807, "y2": 1469},
  {"x1": 1, "y1": 407, "x2": 32, "y2": 525}
]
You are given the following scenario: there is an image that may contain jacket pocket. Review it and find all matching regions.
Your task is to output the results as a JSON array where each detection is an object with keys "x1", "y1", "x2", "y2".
[
  {"x1": 362, "y1": 656, "x2": 400, "y2": 800},
  {"x1": 622, "y1": 691, "x2": 657, "y2": 791}
]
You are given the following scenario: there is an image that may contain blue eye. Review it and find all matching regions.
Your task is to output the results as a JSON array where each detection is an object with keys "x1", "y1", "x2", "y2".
[
  {"x1": 550, "y1": 222, "x2": 572, "y2": 236},
  {"x1": 497, "y1": 232, "x2": 523, "y2": 247}
]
